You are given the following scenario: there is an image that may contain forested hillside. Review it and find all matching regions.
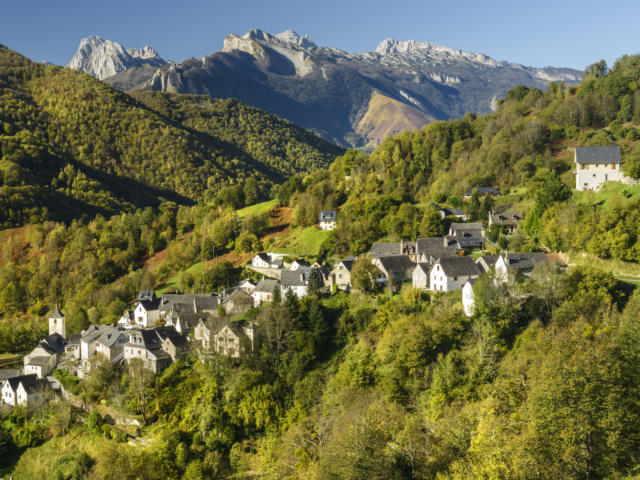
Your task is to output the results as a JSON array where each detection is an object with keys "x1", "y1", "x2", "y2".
[
  {"x1": 0, "y1": 45, "x2": 342, "y2": 227},
  {"x1": 5, "y1": 54, "x2": 640, "y2": 479},
  {"x1": 280, "y1": 55, "x2": 640, "y2": 262}
]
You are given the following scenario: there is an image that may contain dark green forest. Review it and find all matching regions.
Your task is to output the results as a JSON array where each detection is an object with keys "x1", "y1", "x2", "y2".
[{"x1": 0, "y1": 45, "x2": 342, "y2": 227}]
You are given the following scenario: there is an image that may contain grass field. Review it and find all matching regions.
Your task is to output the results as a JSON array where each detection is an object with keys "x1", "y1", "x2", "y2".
[
  {"x1": 156, "y1": 261, "x2": 207, "y2": 294},
  {"x1": 271, "y1": 226, "x2": 332, "y2": 257},
  {"x1": 567, "y1": 251, "x2": 640, "y2": 281},
  {"x1": 573, "y1": 182, "x2": 640, "y2": 208},
  {"x1": 236, "y1": 199, "x2": 278, "y2": 218}
]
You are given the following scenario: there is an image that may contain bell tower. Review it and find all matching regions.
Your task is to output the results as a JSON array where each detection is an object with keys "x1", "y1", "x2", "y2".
[{"x1": 49, "y1": 304, "x2": 66, "y2": 338}]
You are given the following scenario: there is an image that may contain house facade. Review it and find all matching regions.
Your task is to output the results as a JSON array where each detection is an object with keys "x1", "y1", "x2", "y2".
[
  {"x1": 319, "y1": 210, "x2": 337, "y2": 230},
  {"x1": 134, "y1": 298, "x2": 161, "y2": 328},
  {"x1": 280, "y1": 270, "x2": 308, "y2": 298},
  {"x1": 429, "y1": 256, "x2": 481, "y2": 292},
  {"x1": 2, "y1": 374, "x2": 45, "y2": 407},
  {"x1": 575, "y1": 146, "x2": 627, "y2": 191},
  {"x1": 372, "y1": 255, "x2": 415, "y2": 288},
  {"x1": 252, "y1": 279, "x2": 279, "y2": 307},
  {"x1": 251, "y1": 253, "x2": 284, "y2": 269},
  {"x1": 488, "y1": 210, "x2": 522, "y2": 234},
  {"x1": 494, "y1": 252, "x2": 548, "y2": 283},
  {"x1": 412, "y1": 263, "x2": 430, "y2": 290},
  {"x1": 328, "y1": 258, "x2": 355, "y2": 291}
]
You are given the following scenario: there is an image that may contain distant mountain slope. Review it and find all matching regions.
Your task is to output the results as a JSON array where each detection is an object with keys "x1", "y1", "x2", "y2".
[
  {"x1": 0, "y1": 45, "x2": 343, "y2": 227},
  {"x1": 76, "y1": 29, "x2": 583, "y2": 147}
]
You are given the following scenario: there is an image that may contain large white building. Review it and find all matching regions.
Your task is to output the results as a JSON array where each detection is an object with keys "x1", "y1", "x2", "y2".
[{"x1": 575, "y1": 146, "x2": 628, "y2": 191}]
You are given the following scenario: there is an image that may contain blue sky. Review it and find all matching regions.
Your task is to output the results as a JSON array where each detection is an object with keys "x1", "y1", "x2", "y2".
[{"x1": 2, "y1": 0, "x2": 639, "y2": 70}]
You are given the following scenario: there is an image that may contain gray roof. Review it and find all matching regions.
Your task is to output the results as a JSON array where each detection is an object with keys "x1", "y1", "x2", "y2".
[
  {"x1": 375, "y1": 255, "x2": 415, "y2": 274},
  {"x1": 25, "y1": 356, "x2": 51, "y2": 366},
  {"x1": 371, "y1": 242, "x2": 401, "y2": 257},
  {"x1": 0, "y1": 369, "x2": 21, "y2": 381},
  {"x1": 254, "y1": 278, "x2": 279, "y2": 293},
  {"x1": 280, "y1": 270, "x2": 306, "y2": 287},
  {"x1": 501, "y1": 252, "x2": 548, "y2": 270},
  {"x1": 336, "y1": 258, "x2": 356, "y2": 271},
  {"x1": 575, "y1": 146, "x2": 621, "y2": 164},
  {"x1": 97, "y1": 331, "x2": 127, "y2": 348},
  {"x1": 440, "y1": 207, "x2": 466, "y2": 217},
  {"x1": 476, "y1": 255, "x2": 501, "y2": 272},
  {"x1": 43, "y1": 333, "x2": 67, "y2": 355},
  {"x1": 6, "y1": 374, "x2": 41, "y2": 394},
  {"x1": 432, "y1": 256, "x2": 481, "y2": 277},
  {"x1": 255, "y1": 253, "x2": 271, "y2": 262},
  {"x1": 81, "y1": 325, "x2": 119, "y2": 343},
  {"x1": 449, "y1": 223, "x2": 484, "y2": 237},
  {"x1": 50, "y1": 304, "x2": 64, "y2": 318},
  {"x1": 138, "y1": 290, "x2": 155, "y2": 301},
  {"x1": 160, "y1": 294, "x2": 218, "y2": 313},
  {"x1": 416, "y1": 237, "x2": 459, "y2": 259},
  {"x1": 66, "y1": 333, "x2": 81, "y2": 346},
  {"x1": 489, "y1": 210, "x2": 523, "y2": 225},
  {"x1": 139, "y1": 297, "x2": 161, "y2": 311},
  {"x1": 319, "y1": 210, "x2": 337, "y2": 222}
]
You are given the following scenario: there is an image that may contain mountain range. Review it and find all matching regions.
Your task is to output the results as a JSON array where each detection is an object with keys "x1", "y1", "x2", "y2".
[{"x1": 67, "y1": 30, "x2": 583, "y2": 147}]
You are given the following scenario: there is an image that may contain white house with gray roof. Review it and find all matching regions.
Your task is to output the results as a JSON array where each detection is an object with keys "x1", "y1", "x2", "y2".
[
  {"x1": 280, "y1": 270, "x2": 308, "y2": 298},
  {"x1": 574, "y1": 146, "x2": 631, "y2": 191},
  {"x1": 429, "y1": 256, "x2": 481, "y2": 292},
  {"x1": 319, "y1": 210, "x2": 337, "y2": 230},
  {"x1": 252, "y1": 278, "x2": 279, "y2": 306}
]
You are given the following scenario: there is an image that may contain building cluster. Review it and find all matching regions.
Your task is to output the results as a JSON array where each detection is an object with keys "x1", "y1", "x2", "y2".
[{"x1": 1, "y1": 279, "x2": 262, "y2": 406}]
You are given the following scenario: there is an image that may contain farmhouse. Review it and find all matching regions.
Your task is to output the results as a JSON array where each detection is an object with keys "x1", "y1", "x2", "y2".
[
  {"x1": 319, "y1": 210, "x2": 337, "y2": 230},
  {"x1": 574, "y1": 146, "x2": 626, "y2": 191},
  {"x1": 494, "y1": 252, "x2": 548, "y2": 283},
  {"x1": 252, "y1": 278, "x2": 280, "y2": 306},
  {"x1": 438, "y1": 206, "x2": 467, "y2": 220},
  {"x1": 429, "y1": 256, "x2": 481, "y2": 292},
  {"x1": 2, "y1": 374, "x2": 47, "y2": 407},
  {"x1": 488, "y1": 210, "x2": 523, "y2": 234},
  {"x1": 328, "y1": 257, "x2": 356, "y2": 291},
  {"x1": 133, "y1": 297, "x2": 161, "y2": 328},
  {"x1": 372, "y1": 255, "x2": 415, "y2": 288},
  {"x1": 463, "y1": 186, "x2": 500, "y2": 199},
  {"x1": 280, "y1": 270, "x2": 308, "y2": 298},
  {"x1": 251, "y1": 253, "x2": 284, "y2": 269}
]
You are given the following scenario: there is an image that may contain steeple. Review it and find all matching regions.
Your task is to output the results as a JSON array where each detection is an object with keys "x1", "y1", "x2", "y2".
[{"x1": 49, "y1": 304, "x2": 66, "y2": 338}]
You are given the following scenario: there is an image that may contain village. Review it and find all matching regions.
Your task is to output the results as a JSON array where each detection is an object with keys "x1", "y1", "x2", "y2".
[{"x1": 0, "y1": 145, "x2": 629, "y2": 408}]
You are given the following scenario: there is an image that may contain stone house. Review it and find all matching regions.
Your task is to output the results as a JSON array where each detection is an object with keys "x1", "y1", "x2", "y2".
[
  {"x1": 2, "y1": 374, "x2": 46, "y2": 407},
  {"x1": 429, "y1": 256, "x2": 481, "y2": 292},
  {"x1": 252, "y1": 279, "x2": 279, "y2": 307},
  {"x1": 412, "y1": 263, "x2": 431, "y2": 290},
  {"x1": 280, "y1": 270, "x2": 307, "y2": 298},
  {"x1": 194, "y1": 317, "x2": 255, "y2": 358},
  {"x1": 371, "y1": 255, "x2": 415, "y2": 288},
  {"x1": 488, "y1": 210, "x2": 523, "y2": 234},
  {"x1": 574, "y1": 146, "x2": 629, "y2": 191},
  {"x1": 328, "y1": 258, "x2": 356, "y2": 291},
  {"x1": 319, "y1": 210, "x2": 337, "y2": 230}
]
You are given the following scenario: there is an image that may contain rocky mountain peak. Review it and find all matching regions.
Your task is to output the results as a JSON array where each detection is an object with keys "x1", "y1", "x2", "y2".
[
  {"x1": 127, "y1": 45, "x2": 162, "y2": 60},
  {"x1": 274, "y1": 29, "x2": 316, "y2": 48},
  {"x1": 67, "y1": 36, "x2": 167, "y2": 80}
]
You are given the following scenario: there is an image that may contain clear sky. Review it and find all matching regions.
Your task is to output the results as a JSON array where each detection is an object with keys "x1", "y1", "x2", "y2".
[{"x1": 2, "y1": 0, "x2": 639, "y2": 70}]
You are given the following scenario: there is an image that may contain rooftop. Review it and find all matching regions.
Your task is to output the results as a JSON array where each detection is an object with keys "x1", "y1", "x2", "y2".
[{"x1": 575, "y1": 146, "x2": 621, "y2": 164}]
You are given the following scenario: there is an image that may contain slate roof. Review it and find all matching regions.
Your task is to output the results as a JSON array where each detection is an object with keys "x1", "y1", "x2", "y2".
[
  {"x1": 476, "y1": 254, "x2": 501, "y2": 272},
  {"x1": 66, "y1": 333, "x2": 81, "y2": 346},
  {"x1": 43, "y1": 333, "x2": 67, "y2": 355},
  {"x1": 97, "y1": 331, "x2": 126, "y2": 348},
  {"x1": 255, "y1": 253, "x2": 271, "y2": 262},
  {"x1": 254, "y1": 278, "x2": 279, "y2": 293},
  {"x1": 440, "y1": 207, "x2": 466, "y2": 217},
  {"x1": 375, "y1": 255, "x2": 415, "y2": 274},
  {"x1": 319, "y1": 210, "x2": 337, "y2": 222},
  {"x1": 575, "y1": 146, "x2": 621, "y2": 164},
  {"x1": 0, "y1": 369, "x2": 20, "y2": 382},
  {"x1": 371, "y1": 242, "x2": 401, "y2": 257},
  {"x1": 489, "y1": 210, "x2": 523, "y2": 226},
  {"x1": 416, "y1": 237, "x2": 459, "y2": 259},
  {"x1": 25, "y1": 356, "x2": 51, "y2": 366},
  {"x1": 280, "y1": 270, "x2": 306, "y2": 287},
  {"x1": 6, "y1": 374, "x2": 41, "y2": 394},
  {"x1": 449, "y1": 223, "x2": 484, "y2": 237},
  {"x1": 138, "y1": 290, "x2": 155, "y2": 301},
  {"x1": 454, "y1": 237, "x2": 486, "y2": 249},
  {"x1": 501, "y1": 252, "x2": 548, "y2": 270},
  {"x1": 336, "y1": 258, "x2": 356, "y2": 271},
  {"x1": 160, "y1": 294, "x2": 218, "y2": 312},
  {"x1": 139, "y1": 298, "x2": 161, "y2": 311},
  {"x1": 414, "y1": 263, "x2": 431, "y2": 274},
  {"x1": 432, "y1": 256, "x2": 481, "y2": 277},
  {"x1": 81, "y1": 325, "x2": 119, "y2": 344},
  {"x1": 50, "y1": 304, "x2": 64, "y2": 318}
]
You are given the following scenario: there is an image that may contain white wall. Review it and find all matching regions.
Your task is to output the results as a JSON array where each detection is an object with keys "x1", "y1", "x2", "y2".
[
  {"x1": 429, "y1": 264, "x2": 475, "y2": 292},
  {"x1": 575, "y1": 163, "x2": 624, "y2": 191},
  {"x1": 462, "y1": 282, "x2": 475, "y2": 317},
  {"x1": 412, "y1": 267, "x2": 428, "y2": 289}
]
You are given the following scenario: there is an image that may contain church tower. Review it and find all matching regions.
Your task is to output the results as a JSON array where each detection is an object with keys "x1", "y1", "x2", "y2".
[{"x1": 49, "y1": 304, "x2": 66, "y2": 338}]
